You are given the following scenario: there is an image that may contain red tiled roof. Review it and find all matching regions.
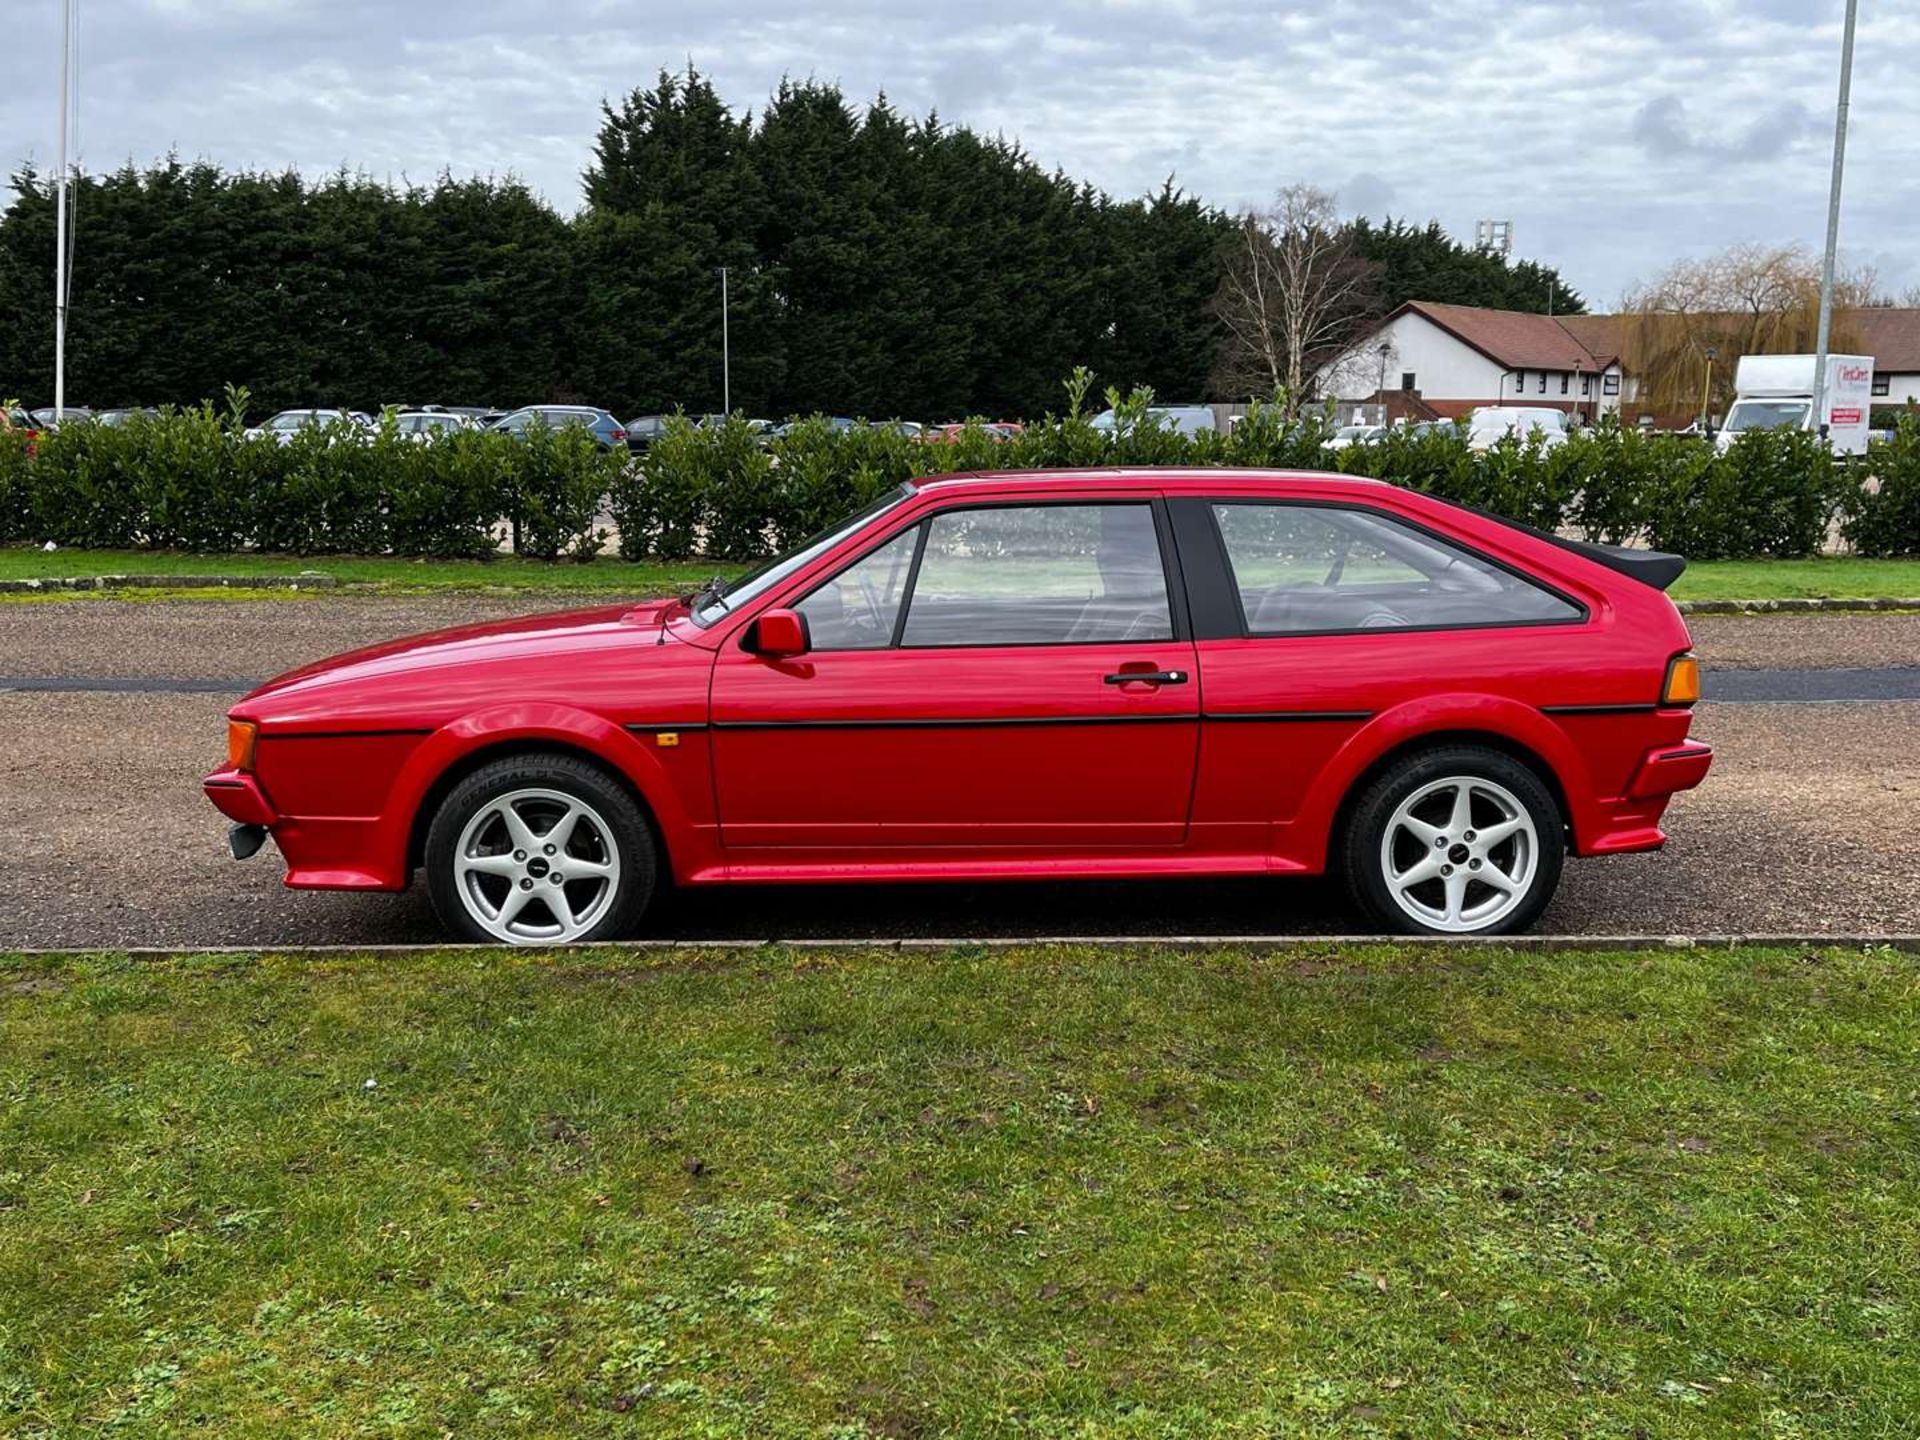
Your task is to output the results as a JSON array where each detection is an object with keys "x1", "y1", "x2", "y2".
[{"x1": 1398, "y1": 301, "x2": 1618, "y2": 372}]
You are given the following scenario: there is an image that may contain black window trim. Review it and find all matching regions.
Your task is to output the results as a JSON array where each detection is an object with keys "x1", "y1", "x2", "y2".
[
  {"x1": 778, "y1": 495, "x2": 1190, "y2": 653},
  {"x1": 1170, "y1": 495, "x2": 1590, "y2": 642}
]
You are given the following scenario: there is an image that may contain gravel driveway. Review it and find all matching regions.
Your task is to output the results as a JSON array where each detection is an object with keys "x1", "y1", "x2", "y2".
[{"x1": 3, "y1": 595, "x2": 1916, "y2": 948}]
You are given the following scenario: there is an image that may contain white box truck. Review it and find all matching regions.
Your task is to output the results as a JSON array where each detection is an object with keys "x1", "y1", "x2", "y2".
[{"x1": 1717, "y1": 353, "x2": 1874, "y2": 456}]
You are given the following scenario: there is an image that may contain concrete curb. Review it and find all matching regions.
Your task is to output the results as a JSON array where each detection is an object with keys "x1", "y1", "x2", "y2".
[
  {"x1": 0, "y1": 573, "x2": 340, "y2": 594},
  {"x1": 1677, "y1": 596, "x2": 1920, "y2": 614},
  {"x1": 5, "y1": 934, "x2": 1918, "y2": 959}
]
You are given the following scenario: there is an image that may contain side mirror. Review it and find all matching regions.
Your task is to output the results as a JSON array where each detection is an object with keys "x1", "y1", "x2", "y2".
[{"x1": 745, "y1": 608, "x2": 810, "y2": 658}]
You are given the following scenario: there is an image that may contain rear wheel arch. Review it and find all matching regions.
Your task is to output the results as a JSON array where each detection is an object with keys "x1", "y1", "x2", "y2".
[{"x1": 1330, "y1": 729, "x2": 1572, "y2": 859}]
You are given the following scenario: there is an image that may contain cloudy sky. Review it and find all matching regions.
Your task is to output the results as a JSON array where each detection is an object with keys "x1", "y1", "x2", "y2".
[{"x1": 3, "y1": 0, "x2": 1916, "y2": 305}]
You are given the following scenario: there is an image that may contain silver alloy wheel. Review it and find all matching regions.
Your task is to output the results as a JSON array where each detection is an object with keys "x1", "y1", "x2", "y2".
[
  {"x1": 1379, "y1": 775, "x2": 1538, "y2": 933},
  {"x1": 453, "y1": 787, "x2": 622, "y2": 944}
]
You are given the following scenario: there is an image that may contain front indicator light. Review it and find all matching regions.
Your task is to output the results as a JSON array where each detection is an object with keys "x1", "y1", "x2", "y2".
[
  {"x1": 1663, "y1": 654, "x2": 1701, "y2": 706},
  {"x1": 226, "y1": 719, "x2": 259, "y2": 771}
]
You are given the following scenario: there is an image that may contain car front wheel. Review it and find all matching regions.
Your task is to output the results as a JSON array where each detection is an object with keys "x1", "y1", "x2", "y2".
[
  {"x1": 425, "y1": 754, "x2": 656, "y2": 945},
  {"x1": 1342, "y1": 746, "x2": 1565, "y2": 936}
]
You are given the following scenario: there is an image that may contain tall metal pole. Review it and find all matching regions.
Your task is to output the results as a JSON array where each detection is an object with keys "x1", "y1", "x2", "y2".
[
  {"x1": 54, "y1": 0, "x2": 72, "y2": 417},
  {"x1": 718, "y1": 266, "x2": 730, "y2": 416},
  {"x1": 1811, "y1": 0, "x2": 1860, "y2": 440}
]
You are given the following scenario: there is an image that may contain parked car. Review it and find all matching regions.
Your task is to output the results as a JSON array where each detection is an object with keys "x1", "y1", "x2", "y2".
[
  {"x1": 245, "y1": 409, "x2": 368, "y2": 444},
  {"x1": 94, "y1": 407, "x2": 162, "y2": 426},
  {"x1": 1322, "y1": 424, "x2": 1385, "y2": 451},
  {"x1": 28, "y1": 406, "x2": 91, "y2": 428},
  {"x1": 1090, "y1": 405, "x2": 1217, "y2": 438},
  {"x1": 1403, "y1": 419, "x2": 1462, "y2": 441},
  {"x1": 770, "y1": 416, "x2": 860, "y2": 439},
  {"x1": 492, "y1": 406, "x2": 629, "y2": 450},
  {"x1": 392, "y1": 411, "x2": 470, "y2": 440},
  {"x1": 2, "y1": 405, "x2": 41, "y2": 453},
  {"x1": 205, "y1": 469, "x2": 1710, "y2": 944},
  {"x1": 926, "y1": 421, "x2": 1022, "y2": 443},
  {"x1": 1466, "y1": 406, "x2": 1569, "y2": 452}
]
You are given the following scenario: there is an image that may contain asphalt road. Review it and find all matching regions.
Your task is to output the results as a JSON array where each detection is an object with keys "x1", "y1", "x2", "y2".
[{"x1": 3, "y1": 595, "x2": 1917, "y2": 949}]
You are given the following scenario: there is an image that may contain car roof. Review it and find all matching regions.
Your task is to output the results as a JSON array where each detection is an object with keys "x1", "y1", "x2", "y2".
[{"x1": 908, "y1": 467, "x2": 1390, "y2": 495}]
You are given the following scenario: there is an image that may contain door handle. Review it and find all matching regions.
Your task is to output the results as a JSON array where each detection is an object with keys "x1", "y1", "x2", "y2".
[{"x1": 1104, "y1": 669, "x2": 1188, "y2": 685}]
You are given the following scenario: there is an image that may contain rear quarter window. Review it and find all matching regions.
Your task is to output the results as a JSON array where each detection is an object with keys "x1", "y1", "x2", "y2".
[{"x1": 1210, "y1": 502, "x2": 1582, "y2": 636}]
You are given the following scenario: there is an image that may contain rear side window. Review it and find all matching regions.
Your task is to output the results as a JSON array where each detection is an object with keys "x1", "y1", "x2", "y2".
[{"x1": 1210, "y1": 502, "x2": 1580, "y2": 635}]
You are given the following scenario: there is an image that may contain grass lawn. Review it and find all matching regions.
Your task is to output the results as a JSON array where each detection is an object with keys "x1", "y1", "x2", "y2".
[
  {"x1": 1670, "y1": 557, "x2": 1920, "y2": 602},
  {"x1": 3, "y1": 943, "x2": 1917, "y2": 1436},
  {"x1": 0, "y1": 546, "x2": 721, "y2": 594},
  {"x1": 5, "y1": 546, "x2": 1920, "y2": 605}
]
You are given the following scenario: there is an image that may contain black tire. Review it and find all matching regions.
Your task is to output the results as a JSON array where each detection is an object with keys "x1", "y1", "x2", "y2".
[
  {"x1": 1340, "y1": 745, "x2": 1565, "y2": 936},
  {"x1": 425, "y1": 752, "x2": 657, "y2": 945}
]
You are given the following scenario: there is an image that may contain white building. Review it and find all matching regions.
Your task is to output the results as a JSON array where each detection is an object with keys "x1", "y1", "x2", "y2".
[
  {"x1": 1320, "y1": 301, "x2": 1626, "y2": 424},
  {"x1": 1323, "y1": 301, "x2": 1920, "y2": 424},
  {"x1": 1854, "y1": 309, "x2": 1920, "y2": 408}
]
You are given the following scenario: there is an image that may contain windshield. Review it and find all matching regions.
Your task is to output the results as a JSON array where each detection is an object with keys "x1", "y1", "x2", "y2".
[
  {"x1": 1723, "y1": 400, "x2": 1810, "y2": 434},
  {"x1": 692, "y1": 485, "x2": 915, "y2": 626}
]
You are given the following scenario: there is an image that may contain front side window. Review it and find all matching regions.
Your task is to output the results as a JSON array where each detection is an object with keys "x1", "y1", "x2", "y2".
[
  {"x1": 795, "y1": 527, "x2": 919, "y2": 649},
  {"x1": 900, "y1": 504, "x2": 1172, "y2": 647},
  {"x1": 1210, "y1": 503, "x2": 1580, "y2": 635}
]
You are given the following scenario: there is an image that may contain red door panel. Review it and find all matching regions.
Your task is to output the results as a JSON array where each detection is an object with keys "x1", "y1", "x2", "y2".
[{"x1": 710, "y1": 643, "x2": 1200, "y2": 847}]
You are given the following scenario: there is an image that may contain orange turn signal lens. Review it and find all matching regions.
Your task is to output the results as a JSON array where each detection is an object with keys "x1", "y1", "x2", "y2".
[
  {"x1": 226, "y1": 719, "x2": 259, "y2": 771},
  {"x1": 1662, "y1": 654, "x2": 1701, "y2": 706}
]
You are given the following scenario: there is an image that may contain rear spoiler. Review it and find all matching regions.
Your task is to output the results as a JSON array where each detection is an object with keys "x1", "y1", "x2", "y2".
[
  {"x1": 1547, "y1": 537, "x2": 1686, "y2": 591},
  {"x1": 1444, "y1": 500, "x2": 1688, "y2": 592}
]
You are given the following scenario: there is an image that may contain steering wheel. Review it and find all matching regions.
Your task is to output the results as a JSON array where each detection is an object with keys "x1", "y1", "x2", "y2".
[
  {"x1": 1324, "y1": 535, "x2": 1351, "y2": 588},
  {"x1": 858, "y1": 573, "x2": 889, "y2": 634}
]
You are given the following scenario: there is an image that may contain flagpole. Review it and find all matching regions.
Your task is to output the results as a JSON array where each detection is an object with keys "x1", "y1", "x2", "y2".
[{"x1": 54, "y1": 0, "x2": 72, "y2": 416}]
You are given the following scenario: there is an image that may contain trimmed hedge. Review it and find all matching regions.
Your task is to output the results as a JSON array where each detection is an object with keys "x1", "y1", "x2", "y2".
[{"x1": 4, "y1": 381, "x2": 1914, "y2": 564}]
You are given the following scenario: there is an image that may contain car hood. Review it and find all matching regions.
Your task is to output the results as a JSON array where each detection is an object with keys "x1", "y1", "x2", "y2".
[{"x1": 243, "y1": 598, "x2": 683, "y2": 706}]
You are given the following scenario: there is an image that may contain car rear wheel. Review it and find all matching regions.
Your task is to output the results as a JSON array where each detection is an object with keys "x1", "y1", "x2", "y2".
[
  {"x1": 1342, "y1": 746, "x2": 1564, "y2": 936},
  {"x1": 425, "y1": 754, "x2": 656, "y2": 945}
]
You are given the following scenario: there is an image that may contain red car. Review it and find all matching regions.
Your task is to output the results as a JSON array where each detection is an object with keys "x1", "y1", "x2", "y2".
[{"x1": 205, "y1": 470, "x2": 1710, "y2": 942}]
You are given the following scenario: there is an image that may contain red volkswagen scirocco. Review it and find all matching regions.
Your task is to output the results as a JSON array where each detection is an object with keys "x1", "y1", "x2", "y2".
[{"x1": 204, "y1": 469, "x2": 1711, "y2": 943}]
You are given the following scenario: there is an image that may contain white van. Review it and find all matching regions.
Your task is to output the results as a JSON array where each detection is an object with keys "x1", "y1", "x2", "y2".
[
  {"x1": 1089, "y1": 405, "x2": 1218, "y2": 439},
  {"x1": 1717, "y1": 354, "x2": 1873, "y2": 456},
  {"x1": 1466, "y1": 406, "x2": 1569, "y2": 452}
]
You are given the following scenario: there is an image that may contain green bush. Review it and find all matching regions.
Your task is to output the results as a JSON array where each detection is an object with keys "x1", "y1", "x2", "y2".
[
  {"x1": 0, "y1": 378, "x2": 1862, "y2": 565},
  {"x1": 1644, "y1": 427, "x2": 1838, "y2": 560},
  {"x1": 1846, "y1": 418, "x2": 1920, "y2": 557}
]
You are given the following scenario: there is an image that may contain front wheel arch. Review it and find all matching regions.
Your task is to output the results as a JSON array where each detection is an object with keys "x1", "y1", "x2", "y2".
[{"x1": 406, "y1": 740, "x2": 669, "y2": 883}]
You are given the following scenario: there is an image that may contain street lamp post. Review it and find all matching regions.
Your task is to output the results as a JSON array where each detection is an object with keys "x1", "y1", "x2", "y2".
[
  {"x1": 53, "y1": 0, "x2": 73, "y2": 418},
  {"x1": 1811, "y1": 0, "x2": 1860, "y2": 441},
  {"x1": 1375, "y1": 342, "x2": 1390, "y2": 426},
  {"x1": 1699, "y1": 345, "x2": 1719, "y2": 434}
]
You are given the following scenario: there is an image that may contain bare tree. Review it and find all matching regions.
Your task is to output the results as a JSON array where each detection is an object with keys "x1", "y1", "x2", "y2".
[
  {"x1": 1210, "y1": 185, "x2": 1375, "y2": 415},
  {"x1": 1617, "y1": 242, "x2": 1876, "y2": 416}
]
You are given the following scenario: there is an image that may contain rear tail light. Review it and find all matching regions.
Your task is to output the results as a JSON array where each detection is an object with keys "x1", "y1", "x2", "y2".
[
  {"x1": 612, "y1": 429, "x2": 628, "y2": 442},
  {"x1": 1662, "y1": 653, "x2": 1701, "y2": 706},
  {"x1": 226, "y1": 719, "x2": 259, "y2": 771}
]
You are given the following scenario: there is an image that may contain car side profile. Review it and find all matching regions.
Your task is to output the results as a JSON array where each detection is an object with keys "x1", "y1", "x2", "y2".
[{"x1": 204, "y1": 469, "x2": 1710, "y2": 942}]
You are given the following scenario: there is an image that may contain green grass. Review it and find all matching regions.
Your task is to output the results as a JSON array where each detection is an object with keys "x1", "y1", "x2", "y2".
[
  {"x1": 3, "y1": 942, "x2": 1917, "y2": 1436},
  {"x1": 0, "y1": 546, "x2": 722, "y2": 594},
  {"x1": 4, "y1": 546, "x2": 1920, "y2": 604}
]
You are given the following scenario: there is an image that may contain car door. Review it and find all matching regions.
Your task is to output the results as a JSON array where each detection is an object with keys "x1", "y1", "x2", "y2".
[{"x1": 709, "y1": 498, "x2": 1201, "y2": 849}]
